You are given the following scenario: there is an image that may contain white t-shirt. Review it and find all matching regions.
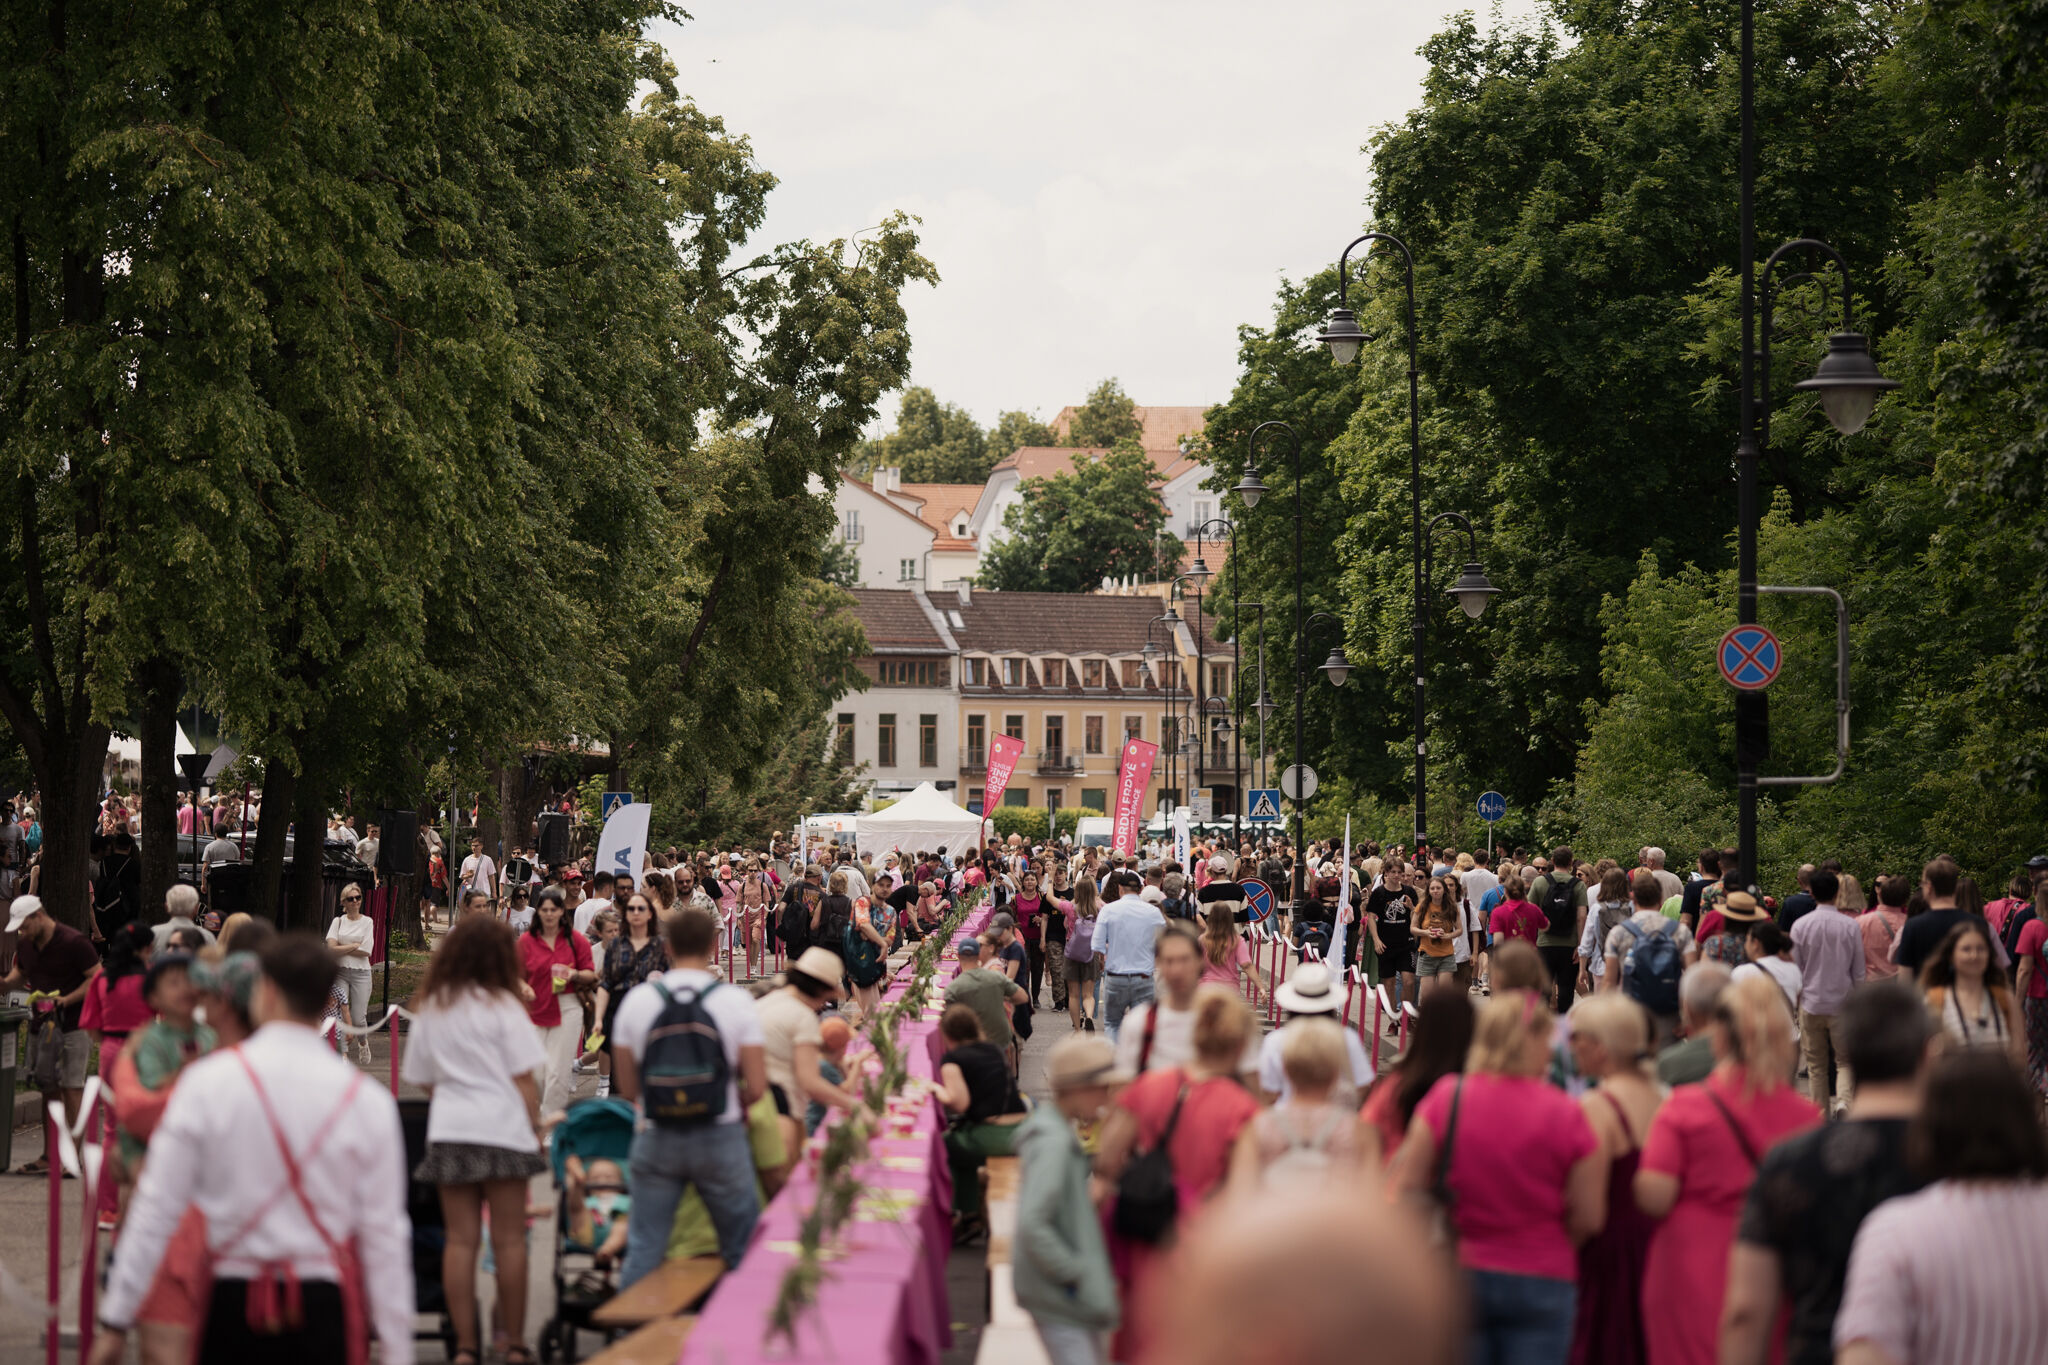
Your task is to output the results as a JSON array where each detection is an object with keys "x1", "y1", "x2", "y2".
[
  {"x1": 574, "y1": 896, "x2": 612, "y2": 939},
  {"x1": 1111, "y1": 999, "x2": 1261, "y2": 1077},
  {"x1": 1460, "y1": 869, "x2": 1501, "y2": 913},
  {"x1": 505, "y1": 903, "x2": 535, "y2": 934},
  {"x1": 1733, "y1": 957, "x2": 1805, "y2": 1042},
  {"x1": 400, "y1": 988, "x2": 548, "y2": 1151},
  {"x1": 458, "y1": 854, "x2": 497, "y2": 900},
  {"x1": 612, "y1": 967, "x2": 763, "y2": 1125},
  {"x1": 1256, "y1": 1021, "x2": 1374, "y2": 1103},
  {"x1": 326, "y1": 914, "x2": 374, "y2": 966}
]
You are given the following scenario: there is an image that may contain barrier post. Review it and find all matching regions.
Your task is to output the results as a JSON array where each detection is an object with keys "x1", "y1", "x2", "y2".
[
  {"x1": 1266, "y1": 935, "x2": 1281, "y2": 1024},
  {"x1": 45, "y1": 1108, "x2": 60, "y2": 1365},
  {"x1": 1371, "y1": 985, "x2": 1390, "y2": 1073},
  {"x1": 78, "y1": 1094, "x2": 97, "y2": 1361},
  {"x1": 1400, "y1": 1000, "x2": 1418, "y2": 1053},
  {"x1": 389, "y1": 1008, "x2": 403, "y2": 1098},
  {"x1": 1340, "y1": 967, "x2": 1353, "y2": 1028}
]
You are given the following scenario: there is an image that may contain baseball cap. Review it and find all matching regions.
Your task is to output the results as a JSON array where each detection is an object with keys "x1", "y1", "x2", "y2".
[{"x1": 7, "y1": 895, "x2": 41, "y2": 934}]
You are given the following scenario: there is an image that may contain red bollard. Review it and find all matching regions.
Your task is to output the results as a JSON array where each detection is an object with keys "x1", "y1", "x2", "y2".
[
  {"x1": 1370, "y1": 986, "x2": 1383, "y2": 1073},
  {"x1": 389, "y1": 1008, "x2": 403, "y2": 1098},
  {"x1": 1400, "y1": 1000, "x2": 1418, "y2": 1053},
  {"x1": 1266, "y1": 934, "x2": 1281, "y2": 1024},
  {"x1": 1341, "y1": 967, "x2": 1353, "y2": 1028},
  {"x1": 78, "y1": 1094, "x2": 98, "y2": 1361}
]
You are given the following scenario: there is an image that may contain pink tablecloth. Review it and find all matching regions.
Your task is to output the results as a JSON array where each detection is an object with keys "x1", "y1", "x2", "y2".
[{"x1": 678, "y1": 905, "x2": 991, "y2": 1365}]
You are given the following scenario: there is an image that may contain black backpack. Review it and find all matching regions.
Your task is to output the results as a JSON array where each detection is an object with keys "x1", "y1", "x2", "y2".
[
  {"x1": 1113, "y1": 1082, "x2": 1187, "y2": 1244},
  {"x1": 1161, "y1": 895, "x2": 1198, "y2": 923},
  {"x1": 640, "y1": 980, "x2": 730, "y2": 1127},
  {"x1": 1539, "y1": 874, "x2": 1578, "y2": 934},
  {"x1": 2001, "y1": 901, "x2": 2037, "y2": 963}
]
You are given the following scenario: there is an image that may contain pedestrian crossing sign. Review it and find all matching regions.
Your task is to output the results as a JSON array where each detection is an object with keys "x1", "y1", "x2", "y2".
[
  {"x1": 1247, "y1": 788, "x2": 1282, "y2": 823},
  {"x1": 602, "y1": 791, "x2": 634, "y2": 821}
]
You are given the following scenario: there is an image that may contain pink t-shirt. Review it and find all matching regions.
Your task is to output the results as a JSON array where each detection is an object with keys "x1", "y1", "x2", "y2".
[
  {"x1": 2017, "y1": 919, "x2": 2048, "y2": 1000},
  {"x1": 1200, "y1": 937, "x2": 1248, "y2": 988},
  {"x1": 1489, "y1": 899, "x2": 1546, "y2": 947},
  {"x1": 1859, "y1": 908, "x2": 1906, "y2": 981},
  {"x1": 80, "y1": 972, "x2": 153, "y2": 1037},
  {"x1": 1413, "y1": 1072, "x2": 1596, "y2": 1280}
]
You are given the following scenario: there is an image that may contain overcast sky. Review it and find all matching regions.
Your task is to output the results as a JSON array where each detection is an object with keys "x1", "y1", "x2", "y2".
[{"x1": 649, "y1": 1, "x2": 1544, "y2": 431}]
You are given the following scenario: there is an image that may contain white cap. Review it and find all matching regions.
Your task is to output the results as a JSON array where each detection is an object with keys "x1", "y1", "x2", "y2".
[{"x1": 7, "y1": 895, "x2": 43, "y2": 934}]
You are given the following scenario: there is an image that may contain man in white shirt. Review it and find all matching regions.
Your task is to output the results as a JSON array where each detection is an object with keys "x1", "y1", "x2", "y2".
[
  {"x1": 1113, "y1": 924, "x2": 1260, "y2": 1078},
  {"x1": 612, "y1": 905, "x2": 767, "y2": 1287},
  {"x1": 457, "y1": 836, "x2": 497, "y2": 906},
  {"x1": 93, "y1": 935, "x2": 413, "y2": 1365},
  {"x1": 150, "y1": 882, "x2": 218, "y2": 953},
  {"x1": 1459, "y1": 849, "x2": 1501, "y2": 917},
  {"x1": 1092, "y1": 871, "x2": 1166, "y2": 1041},
  {"x1": 573, "y1": 869, "x2": 615, "y2": 938},
  {"x1": 1256, "y1": 962, "x2": 1375, "y2": 1102},
  {"x1": 1639, "y1": 846, "x2": 1685, "y2": 905}
]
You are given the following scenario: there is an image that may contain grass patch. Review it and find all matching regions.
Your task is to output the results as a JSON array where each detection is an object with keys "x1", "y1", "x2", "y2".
[{"x1": 372, "y1": 947, "x2": 432, "y2": 1011}]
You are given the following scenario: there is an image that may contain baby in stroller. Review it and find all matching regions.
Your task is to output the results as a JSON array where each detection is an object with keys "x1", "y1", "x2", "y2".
[{"x1": 564, "y1": 1155, "x2": 631, "y2": 1274}]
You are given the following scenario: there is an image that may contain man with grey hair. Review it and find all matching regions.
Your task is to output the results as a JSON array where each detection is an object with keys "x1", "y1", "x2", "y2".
[
  {"x1": 151, "y1": 882, "x2": 218, "y2": 952},
  {"x1": 1657, "y1": 961, "x2": 1731, "y2": 1085},
  {"x1": 1640, "y1": 847, "x2": 1683, "y2": 904}
]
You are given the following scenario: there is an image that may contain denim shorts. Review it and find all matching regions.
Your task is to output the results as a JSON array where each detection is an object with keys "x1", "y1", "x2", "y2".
[{"x1": 1416, "y1": 951, "x2": 1459, "y2": 977}]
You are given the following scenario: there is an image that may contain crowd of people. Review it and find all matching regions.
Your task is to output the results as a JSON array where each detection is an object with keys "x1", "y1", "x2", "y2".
[{"x1": 9, "y1": 775, "x2": 2048, "y2": 1365}]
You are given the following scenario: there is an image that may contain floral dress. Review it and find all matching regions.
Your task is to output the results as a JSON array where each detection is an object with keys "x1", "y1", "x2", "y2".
[{"x1": 600, "y1": 934, "x2": 670, "y2": 1042}]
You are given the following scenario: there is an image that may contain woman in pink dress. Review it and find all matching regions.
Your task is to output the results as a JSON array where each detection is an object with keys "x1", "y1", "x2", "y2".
[
  {"x1": 1198, "y1": 902, "x2": 1248, "y2": 992},
  {"x1": 1635, "y1": 971, "x2": 1821, "y2": 1365}
]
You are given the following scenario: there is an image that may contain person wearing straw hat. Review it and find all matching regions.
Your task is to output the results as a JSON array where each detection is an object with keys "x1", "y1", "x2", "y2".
[
  {"x1": 1697, "y1": 889, "x2": 1769, "y2": 968},
  {"x1": 1254, "y1": 961, "x2": 1374, "y2": 1104}
]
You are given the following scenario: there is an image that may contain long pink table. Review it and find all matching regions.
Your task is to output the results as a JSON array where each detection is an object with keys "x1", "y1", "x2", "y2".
[{"x1": 679, "y1": 906, "x2": 991, "y2": 1364}]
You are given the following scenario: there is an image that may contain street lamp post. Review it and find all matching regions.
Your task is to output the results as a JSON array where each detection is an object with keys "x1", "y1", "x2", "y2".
[
  {"x1": 1729, "y1": 0, "x2": 1898, "y2": 892},
  {"x1": 1232, "y1": 421, "x2": 1352, "y2": 906},
  {"x1": 1313, "y1": 232, "x2": 1499, "y2": 854},
  {"x1": 1244, "y1": 602, "x2": 1276, "y2": 791},
  {"x1": 1185, "y1": 518, "x2": 1241, "y2": 846}
]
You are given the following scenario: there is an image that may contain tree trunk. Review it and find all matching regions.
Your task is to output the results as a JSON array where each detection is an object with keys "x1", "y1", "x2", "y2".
[
  {"x1": 250, "y1": 758, "x2": 297, "y2": 924},
  {"x1": 136, "y1": 657, "x2": 180, "y2": 922},
  {"x1": 478, "y1": 762, "x2": 504, "y2": 866},
  {"x1": 288, "y1": 760, "x2": 328, "y2": 932},
  {"x1": 27, "y1": 722, "x2": 112, "y2": 932}
]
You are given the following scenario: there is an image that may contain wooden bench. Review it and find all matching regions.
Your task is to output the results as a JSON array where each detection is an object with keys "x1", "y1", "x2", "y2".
[
  {"x1": 581, "y1": 1315, "x2": 696, "y2": 1365},
  {"x1": 590, "y1": 1257, "x2": 723, "y2": 1329}
]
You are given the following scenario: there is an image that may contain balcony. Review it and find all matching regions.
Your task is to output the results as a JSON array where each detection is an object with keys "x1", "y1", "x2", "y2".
[
  {"x1": 959, "y1": 747, "x2": 987, "y2": 774},
  {"x1": 1035, "y1": 749, "x2": 1083, "y2": 776}
]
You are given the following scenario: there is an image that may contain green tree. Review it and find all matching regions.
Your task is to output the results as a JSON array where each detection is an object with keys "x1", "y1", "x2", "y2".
[
  {"x1": 988, "y1": 410, "x2": 1058, "y2": 462},
  {"x1": 855, "y1": 387, "x2": 992, "y2": 482},
  {"x1": 1064, "y1": 378, "x2": 1144, "y2": 447},
  {"x1": 977, "y1": 443, "x2": 1181, "y2": 591}
]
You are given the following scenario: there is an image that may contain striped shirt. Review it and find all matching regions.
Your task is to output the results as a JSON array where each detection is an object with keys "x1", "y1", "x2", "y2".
[{"x1": 1835, "y1": 1180, "x2": 2048, "y2": 1364}]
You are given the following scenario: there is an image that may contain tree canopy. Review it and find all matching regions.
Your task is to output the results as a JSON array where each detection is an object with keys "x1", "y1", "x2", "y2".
[
  {"x1": 1063, "y1": 378, "x2": 1144, "y2": 448},
  {"x1": 1202, "y1": 0, "x2": 2048, "y2": 885},
  {"x1": 978, "y1": 442, "x2": 1182, "y2": 592}
]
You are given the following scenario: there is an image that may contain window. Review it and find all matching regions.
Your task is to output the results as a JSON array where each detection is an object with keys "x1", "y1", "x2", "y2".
[
  {"x1": 1082, "y1": 659, "x2": 1104, "y2": 688},
  {"x1": 1003, "y1": 788, "x2": 1029, "y2": 807},
  {"x1": 1045, "y1": 789, "x2": 1064, "y2": 815},
  {"x1": 898, "y1": 557, "x2": 917, "y2": 581},
  {"x1": 1210, "y1": 662, "x2": 1230, "y2": 698},
  {"x1": 877, "y1": 659, "x2": 941, "y2": 687},
  {"x1": 1121, "y1": 660, "x2": 1144, "y2": 689},
  {"x1": 1124, "y1": 714, "x2": 1144, "y2": 741},
  {"x1": 1044, "y1": 715, "x2": 1064, "y2": 761},
  {"x1": 967, "y1": 794, "x2": 984, "y2": 815},
  {"x1": 1004, "y1": 714, "x2": 1025, "y2": 741},
  {"x1": 1161, "y1": 716, "x2": 1179, "y2": 750},
  {"x1": 1084, "y1": 715, "x2": 1105, "y2": 754},
  {"x1": 966, "y1": 715, "x2": 986, "y2": 767},
  {"x1": 842, "y1": 509, "x2": 860, "y2": 542},
  {"x1": 835, "y1": 712, "x2": 854, "y2": 764},
  {"x1": 1003, "y1": 657, "x2": 1026, "y2": 686},
  {"x1": 919, "y1": 714, "x2": 938, "y2": 767},
  {"x1": 877, "y1": 713, "x2": 897, "y2": 767},
  {"x1": 1081, "y1": 788, "x2": 1108, "y2": 812},
  {"x1": 964, "y1": 657, "x2": 987, "y2": 686},
  {"x1": 1192, "y1": 498, "x2": 1213, "y2": 530}
]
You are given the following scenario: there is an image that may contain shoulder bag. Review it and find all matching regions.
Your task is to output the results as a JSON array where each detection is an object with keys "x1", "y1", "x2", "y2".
[{"x1": 1114, "y1": 1079, "x2": 1189, "y2": 1244}]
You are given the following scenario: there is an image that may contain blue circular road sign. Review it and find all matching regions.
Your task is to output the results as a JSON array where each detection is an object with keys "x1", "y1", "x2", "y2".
[
  {"x1": 1718, "y1": 625, "x2": 1783, "y2": 691},
  {"x1": 1477, "y1": 791, "x2": 1506, "y2": 824},
  {"x1": 1241, "y1": 879, "x2": 1275, "y2": 924}
]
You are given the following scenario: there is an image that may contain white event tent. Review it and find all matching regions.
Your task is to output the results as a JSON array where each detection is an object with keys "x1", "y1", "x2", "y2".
[{"x1": 854, "y1": 782, "x2": 986, "y2": 859}]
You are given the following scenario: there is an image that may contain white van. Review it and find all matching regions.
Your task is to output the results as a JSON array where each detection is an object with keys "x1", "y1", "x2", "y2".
[{"x1": 1074, "y1": 816, "x2": 1114, "y2": 849}]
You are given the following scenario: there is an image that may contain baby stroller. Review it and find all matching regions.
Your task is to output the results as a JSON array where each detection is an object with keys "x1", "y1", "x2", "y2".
[
  {"x1": 537, "y1": 1097, "x2": 638, "y2": 1363},
  {"x1": 397, "y1": 1097, "x2": 463, "y2": 1359}
]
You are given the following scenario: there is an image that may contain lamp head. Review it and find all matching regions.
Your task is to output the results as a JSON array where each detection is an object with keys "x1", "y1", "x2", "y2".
[
  {"x1": 1792, "y1": 332, "x2": 1898, "y2": 436},
  {"x1": 1319, "y1": 648, "x2": 1353, "y2": 688},
  {"x1": 1448, "y1": 562, "x2": 1500, "y2": 620},
  {"x1": 1232, "y1": 467, "x2": 1267, "y2": 510},
  {"x1": 1185, "y1": 556, "x2": 1212, "y2": 585},
  {"x1": 1318, "y1": 307, "x2": 1369, "y2": 366},
  {"x1": 1253, "y1": 689, "x2": 1278, "y2": 722}
]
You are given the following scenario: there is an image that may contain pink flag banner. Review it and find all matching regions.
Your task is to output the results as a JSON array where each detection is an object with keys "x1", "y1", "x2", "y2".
[
  {"x1": 984, "y1": 734, "x2": 1026, "y2": 814},
  {"x1": 1112, "y1": 739, "x2": 1159, "y2": 856}
]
